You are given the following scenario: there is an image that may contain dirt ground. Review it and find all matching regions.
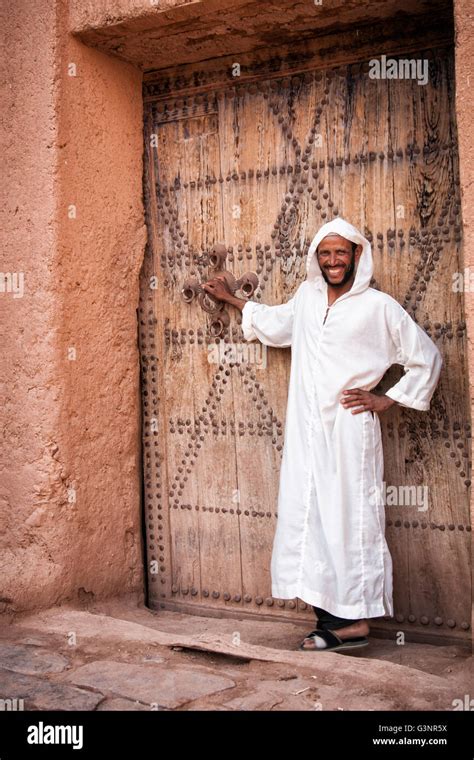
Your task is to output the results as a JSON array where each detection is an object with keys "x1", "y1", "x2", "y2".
[{"x1": 0, "y1": 597, "x2": 471, "y2": 711}]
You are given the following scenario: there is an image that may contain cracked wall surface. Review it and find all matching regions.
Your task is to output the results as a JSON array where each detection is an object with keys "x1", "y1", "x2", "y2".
[{"x1": 1, "y1": 0, "x2": 145, "y2": 612}]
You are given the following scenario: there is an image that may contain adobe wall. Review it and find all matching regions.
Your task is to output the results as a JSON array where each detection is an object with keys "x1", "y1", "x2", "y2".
[
  {"x1": 453, "y1": 0, "x2": 474, "y2": 625},
  {"x1": 454, "y1": 0, "x2": 474, "y2": 393},
  {"x1": 1, "y1": 0, "x2": 145, "y2": 613},
  {"x1": 2, "y1": 0, "x2": 63, "y2": 612}
]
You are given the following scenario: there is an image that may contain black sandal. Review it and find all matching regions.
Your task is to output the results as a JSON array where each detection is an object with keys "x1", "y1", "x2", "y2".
[{"x1": 299, "y1": 628, "x2": 369, "y2": 652}]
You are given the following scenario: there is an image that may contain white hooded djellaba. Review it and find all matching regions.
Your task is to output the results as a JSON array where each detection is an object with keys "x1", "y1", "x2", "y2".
[{"x1": 241, "y1": 218, "x2": 443, "y2": 619}]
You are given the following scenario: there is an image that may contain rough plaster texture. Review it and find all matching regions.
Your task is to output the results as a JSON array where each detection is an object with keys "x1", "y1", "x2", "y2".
[
  {"x1": 1, "y1": 0, "x2": 66, "y2": 610},
  {"x1": 1, "y1": 0, "x2": 146, "y2": 612},
  {"x1": 453, "y1": 0, "x2": 474, "y2": 629},
  {"x1": 54, "y1": 32, "x2": 146, "y2": 602},
  {"x1": 1, "y1": 0, "x2": 472, "y2": 620},
  {"x1": 454, "y1": 1, "x2": 474, "y2": 376},
  {"x1": 70, "y1": 0, "x2": 454, "y2": 71}
]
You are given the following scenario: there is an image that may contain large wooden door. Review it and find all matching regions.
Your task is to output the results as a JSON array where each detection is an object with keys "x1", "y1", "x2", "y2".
[{"x1": 140, "y1": 38, "x2": 471, "y2": 643}]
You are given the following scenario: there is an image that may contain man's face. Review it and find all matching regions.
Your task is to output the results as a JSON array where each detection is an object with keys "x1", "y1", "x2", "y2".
[{"x1": 316, "y1": 234, "x2": 362, "y2": 288}]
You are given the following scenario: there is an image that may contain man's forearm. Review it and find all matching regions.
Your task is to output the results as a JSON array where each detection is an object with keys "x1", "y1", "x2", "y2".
[{"x1": 224, "y1": 294, "x2": 248, "y2": 312}]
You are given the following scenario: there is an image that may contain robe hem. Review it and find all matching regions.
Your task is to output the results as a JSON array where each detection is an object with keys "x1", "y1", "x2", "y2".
[{"x1": 271, "y1": 584, "x2": 393, "y2": 619}]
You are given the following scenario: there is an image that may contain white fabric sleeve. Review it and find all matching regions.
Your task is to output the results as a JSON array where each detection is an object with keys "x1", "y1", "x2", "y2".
[
  {"x1": 385, "y1": 312, "x2": 443, "y2": 411},
  {"x1": 241, "y1": 292, "x2": 297, "y2": 348}
]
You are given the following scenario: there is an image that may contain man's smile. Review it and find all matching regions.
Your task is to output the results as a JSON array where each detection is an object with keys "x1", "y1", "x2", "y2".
[{"x1": 325, "y1": 265, "x2": 345, "y2": 276}]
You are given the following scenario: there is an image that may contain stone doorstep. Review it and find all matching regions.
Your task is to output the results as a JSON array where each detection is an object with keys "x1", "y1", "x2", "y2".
[{"x1": 5, "y1": 607, "x2": 469, "y2": 711}]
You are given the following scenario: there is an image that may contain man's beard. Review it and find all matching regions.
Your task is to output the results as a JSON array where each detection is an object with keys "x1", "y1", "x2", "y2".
[{"x1": 320, "y1": 254, "x2": 356, "y2": 288}]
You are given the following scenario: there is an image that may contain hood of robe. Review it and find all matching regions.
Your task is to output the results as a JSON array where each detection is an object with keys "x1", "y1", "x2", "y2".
[{"x1": 305, "y1": 217, "x2": 373, "y2": 297}]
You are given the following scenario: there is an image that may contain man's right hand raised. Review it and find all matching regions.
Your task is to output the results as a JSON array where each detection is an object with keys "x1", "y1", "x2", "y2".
[
  {"x1": 202, "y1": 275, "x2": 232, "y2": 303},
  {"x1": 202, "y1": 276, "x2": 247, "y2": 312}
]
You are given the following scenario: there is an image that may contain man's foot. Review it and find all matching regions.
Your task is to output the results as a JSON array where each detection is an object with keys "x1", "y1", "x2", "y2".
[{"x1": 300, "y1": 619, "x2": 370, "y2": 650}]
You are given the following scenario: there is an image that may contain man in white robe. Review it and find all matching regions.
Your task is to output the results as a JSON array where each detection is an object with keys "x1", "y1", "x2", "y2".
[{"x1": 203, "y1": 218, "x2": 442, "y2": 652}]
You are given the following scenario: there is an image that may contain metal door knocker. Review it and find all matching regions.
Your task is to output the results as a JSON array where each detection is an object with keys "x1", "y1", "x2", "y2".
[{"x1": 181, "y1": 243, "x2": 259, "y2": 337}]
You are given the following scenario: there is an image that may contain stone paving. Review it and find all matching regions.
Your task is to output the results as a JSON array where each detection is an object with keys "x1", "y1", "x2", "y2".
[{"x1": 0, "y1": 599, "x2": 471, "y2": 711}]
